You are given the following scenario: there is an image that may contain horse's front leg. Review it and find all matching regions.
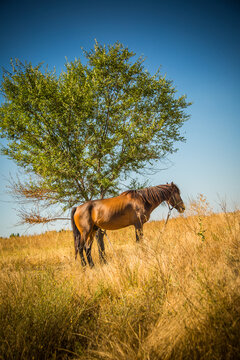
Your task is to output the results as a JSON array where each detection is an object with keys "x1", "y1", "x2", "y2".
[
  {"x1": 135, "y1": 210, "x2": 145, "y2": 242},
  {"x1": 135, "y1": 226, "x2": 143, "y2": 242}
]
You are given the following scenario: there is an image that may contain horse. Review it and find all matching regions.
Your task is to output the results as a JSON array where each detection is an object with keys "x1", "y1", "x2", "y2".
[{"x1": 71, "y1": 182, "x2": 185, "y2": 267}]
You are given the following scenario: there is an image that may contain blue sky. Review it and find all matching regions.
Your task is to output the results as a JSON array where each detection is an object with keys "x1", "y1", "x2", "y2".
[{"x1": 0, "y1": 0, "x2": 239, "y2": 237}]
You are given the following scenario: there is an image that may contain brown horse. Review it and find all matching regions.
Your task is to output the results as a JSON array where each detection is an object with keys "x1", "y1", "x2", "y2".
[{"x1": 71, "y1": 182, "x2": 185, "y2": 267}]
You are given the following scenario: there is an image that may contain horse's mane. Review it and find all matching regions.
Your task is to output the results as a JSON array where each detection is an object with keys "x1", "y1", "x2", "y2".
[{"x1": 121, "y1": 183, "x2": 180, "y2": 206}]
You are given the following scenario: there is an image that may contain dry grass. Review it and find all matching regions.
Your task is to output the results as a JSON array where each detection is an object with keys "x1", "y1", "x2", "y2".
[{"x1": 0, "y1": 198, "x2": 240, "y2": 359}]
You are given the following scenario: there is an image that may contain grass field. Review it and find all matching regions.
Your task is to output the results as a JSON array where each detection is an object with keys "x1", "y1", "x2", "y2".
[{"x1": 0, "y1": 198, "x2": 240, "y2": 359}]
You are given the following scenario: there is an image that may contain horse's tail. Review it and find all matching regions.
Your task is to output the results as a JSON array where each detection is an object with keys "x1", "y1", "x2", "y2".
[{"x1": 71, "y1": 207, "x2": 81, "y2": 260}]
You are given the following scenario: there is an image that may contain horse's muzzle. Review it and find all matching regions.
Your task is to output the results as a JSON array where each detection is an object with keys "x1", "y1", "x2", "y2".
[{"x1": 178, "y1": 205, "x2": 185, "y2": 213}]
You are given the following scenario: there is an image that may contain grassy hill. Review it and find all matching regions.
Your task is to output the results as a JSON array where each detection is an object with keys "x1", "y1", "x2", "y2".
[{"x1": 0, "y1": 201, "x2": 240, "y2": 359}]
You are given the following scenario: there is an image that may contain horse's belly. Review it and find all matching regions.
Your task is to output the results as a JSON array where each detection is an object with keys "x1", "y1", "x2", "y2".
[{"x1": 96, "y1": 215, "x2": 133, "y2": 230}]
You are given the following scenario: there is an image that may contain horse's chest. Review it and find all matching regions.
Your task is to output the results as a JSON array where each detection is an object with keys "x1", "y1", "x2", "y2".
[{"x1": 134, "y1": 206, "x2": 150, "y2": 223}]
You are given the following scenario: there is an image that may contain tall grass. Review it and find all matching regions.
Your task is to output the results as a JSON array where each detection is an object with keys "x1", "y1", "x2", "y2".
[{"x1": 0, "y1": 198, "x2": 239, "y2": 359}]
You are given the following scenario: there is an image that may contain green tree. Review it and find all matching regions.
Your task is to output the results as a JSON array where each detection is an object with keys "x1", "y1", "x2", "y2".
[{"x1": 0, "y1": 41, "x2": 191, "y2": 223}]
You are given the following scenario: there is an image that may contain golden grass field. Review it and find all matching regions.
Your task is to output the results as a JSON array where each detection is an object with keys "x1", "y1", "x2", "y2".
[{"x1": 0, "y1": 197, "x2": 240, "y2": 360}]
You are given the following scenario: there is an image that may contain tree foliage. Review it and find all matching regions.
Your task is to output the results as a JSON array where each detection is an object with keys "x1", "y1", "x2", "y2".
[{"x1": 0, "y1": 41, "x2": 191, "y2": 215}]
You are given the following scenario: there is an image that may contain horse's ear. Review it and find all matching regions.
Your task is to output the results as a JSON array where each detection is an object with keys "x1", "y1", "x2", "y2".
[{"x1": 171, "y1": 181, "x2": 173, "y2": 186}]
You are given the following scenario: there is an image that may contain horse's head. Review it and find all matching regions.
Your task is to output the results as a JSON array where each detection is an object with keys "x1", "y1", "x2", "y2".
[{"x1": 168, "y1": 182, "x2": 185, "y2": 213}]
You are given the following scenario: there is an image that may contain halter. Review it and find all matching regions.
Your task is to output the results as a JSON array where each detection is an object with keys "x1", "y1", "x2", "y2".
[
  {"x1": 165, "y1": 186, "x2": 182, "y2": 225},
  {"x1": 165, "y1": 203, "x2": 173, "y2": 225}
]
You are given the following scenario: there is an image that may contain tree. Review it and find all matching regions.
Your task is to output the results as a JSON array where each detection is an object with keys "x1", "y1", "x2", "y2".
[{"x1": 0, "y1": 41, "x2": 191, "y2": 224}]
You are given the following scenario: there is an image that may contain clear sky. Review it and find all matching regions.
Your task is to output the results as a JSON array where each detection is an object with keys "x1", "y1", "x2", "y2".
[{"x1": 0, "y1": 0, "x2": 239, "y2": 237}]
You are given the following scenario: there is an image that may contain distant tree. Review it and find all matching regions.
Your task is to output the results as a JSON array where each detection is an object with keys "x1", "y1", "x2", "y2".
[
  {"x1": 0, "y1": 41, "x2": 191, "y2": 224},
  {"x1": 9, "y1": 233, "x2": 20, "y2": 238}
]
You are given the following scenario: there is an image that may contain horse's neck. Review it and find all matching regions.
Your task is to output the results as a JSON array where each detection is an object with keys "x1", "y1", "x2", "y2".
[{"x1": 149, "y1": 186, "x2": 170, "y2": 212}]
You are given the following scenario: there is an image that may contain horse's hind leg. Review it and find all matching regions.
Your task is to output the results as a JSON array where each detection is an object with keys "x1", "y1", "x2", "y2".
[
  {"x1": 74, "y1": 230, "x2": 87, "y2": 267},
  {"x1": 79, "y1": 243, "x2": 87, "y2": 267},
  {"x1": 84, "y1": 232, "x2": 95, "y2": 268},
  {"x1": 74, "y1": 232, "x2": 87, "y2": 266},
  {"x1": 85, "y1": 246, "x2": 94, "y2": 268},
  {"x1": 96, "y1": 228, "x2": 107, "y2": 264},
  {"x1": 74, "y1": 233, "x2": 81, "y2": 260}
]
